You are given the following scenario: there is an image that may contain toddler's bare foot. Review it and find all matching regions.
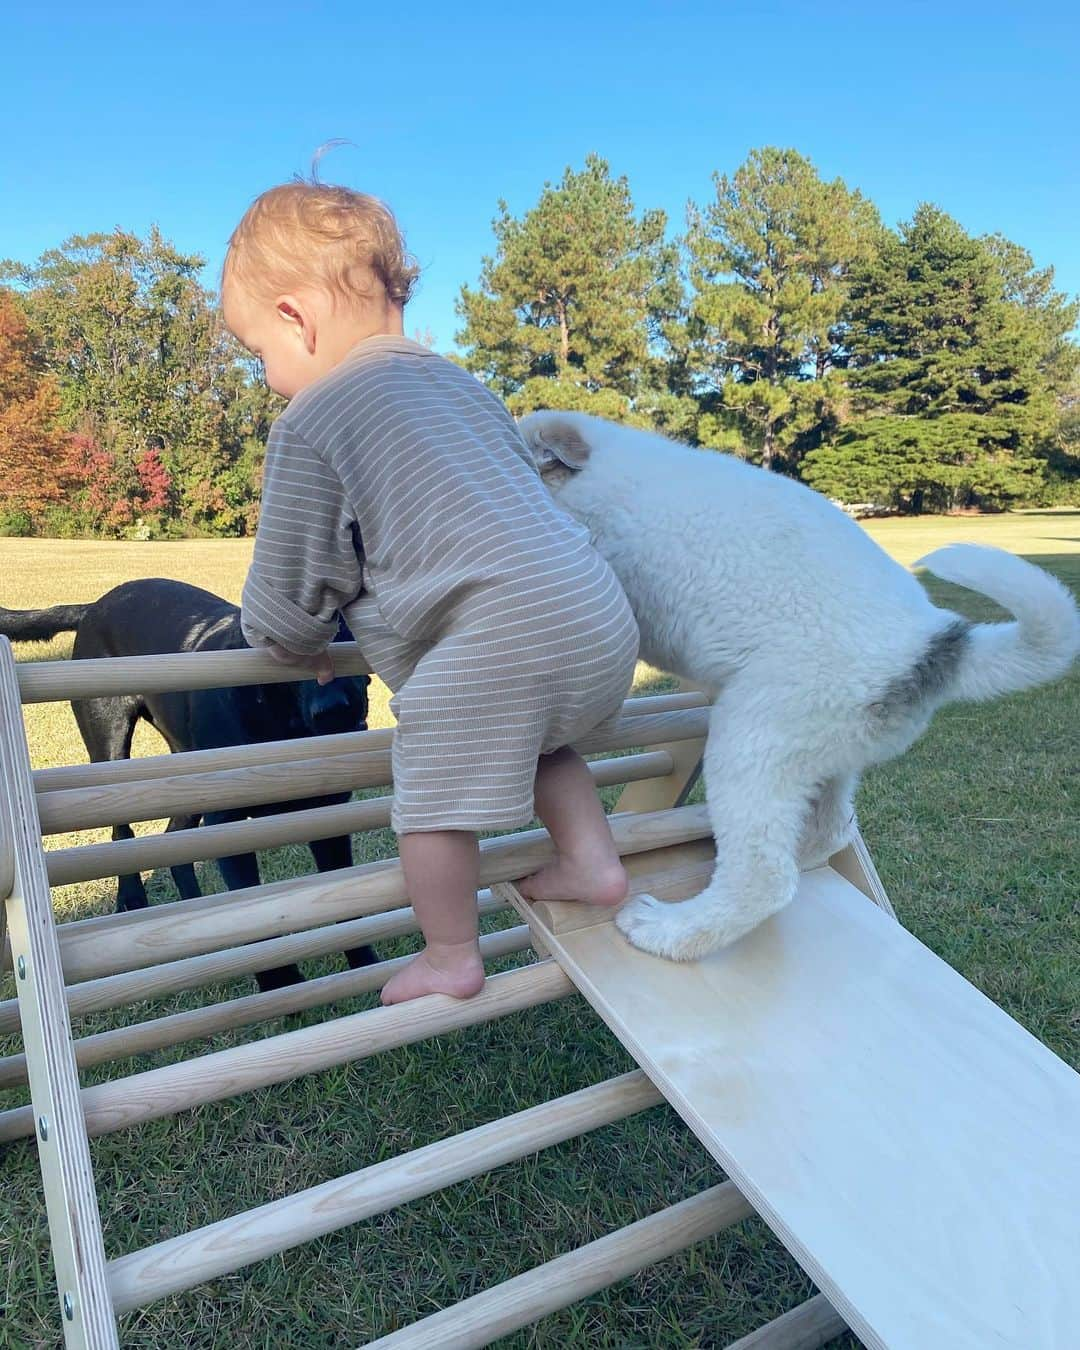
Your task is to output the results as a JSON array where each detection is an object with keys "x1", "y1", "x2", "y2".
[
  {"x1": 380, "y1": 942, "x2": 486, "y2": 1005},
  {"x1": 517, "y1": 853, "x2": 628, "y2": 908}
]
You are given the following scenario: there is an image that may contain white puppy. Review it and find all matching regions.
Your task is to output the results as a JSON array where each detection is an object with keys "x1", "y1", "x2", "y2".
[{"x1": 519, "y1": 411, "x2": 1080, "y2": 961}]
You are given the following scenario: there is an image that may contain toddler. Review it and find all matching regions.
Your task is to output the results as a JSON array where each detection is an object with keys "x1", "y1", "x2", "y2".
[{"x1": 224, "y1": 182, "x2": 640, "y2": 1004}]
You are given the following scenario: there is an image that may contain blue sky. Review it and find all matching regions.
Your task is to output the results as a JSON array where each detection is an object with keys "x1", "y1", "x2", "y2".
[{"x1": 2, "y1": 2, "x2": 1077, "y2": 352}]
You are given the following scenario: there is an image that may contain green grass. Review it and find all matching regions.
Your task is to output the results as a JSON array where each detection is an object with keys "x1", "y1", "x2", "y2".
[{"x1": 1, "y1": 513, "x2": 1077, "y2": 1349}]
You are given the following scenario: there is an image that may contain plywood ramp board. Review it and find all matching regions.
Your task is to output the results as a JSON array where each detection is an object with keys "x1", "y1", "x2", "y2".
[{"x1": 496, "y1": 865, "x2": 1080, "y2": 1350}]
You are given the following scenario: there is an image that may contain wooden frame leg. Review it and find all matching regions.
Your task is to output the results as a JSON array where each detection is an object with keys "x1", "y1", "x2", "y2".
[
  {"x1": 613, "y1": 679, "x2": 707, "y2": 814},
  {"x1": 828, "y1": 830, "x2": 896, "y2": 919},
  {"x1": 1, "y1": 639, "x2": 117, "y2": 1349}
]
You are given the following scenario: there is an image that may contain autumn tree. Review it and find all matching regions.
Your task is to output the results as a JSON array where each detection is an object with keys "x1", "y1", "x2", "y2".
[
  {"x1": 2, "y1": 229, "x2": 280, "y2": 535},
  {"x1": 0, "y1": 289, "x2": 75, "y2": 528}
]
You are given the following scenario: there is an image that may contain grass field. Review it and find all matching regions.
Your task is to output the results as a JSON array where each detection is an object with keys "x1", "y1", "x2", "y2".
[{"x1": 1, "y1": 513, "x2": 1077, "y2": 1349}]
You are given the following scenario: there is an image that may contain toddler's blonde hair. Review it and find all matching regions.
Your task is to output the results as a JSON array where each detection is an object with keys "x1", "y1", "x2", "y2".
[{"x1": 223, "y1": 180, "x2": 420, "y2": 308}]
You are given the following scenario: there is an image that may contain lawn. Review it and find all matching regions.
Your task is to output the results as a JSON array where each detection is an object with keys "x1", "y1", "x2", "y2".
[{"x1": 0, "y1": 513, "x2": 1077, "y2": 1349}]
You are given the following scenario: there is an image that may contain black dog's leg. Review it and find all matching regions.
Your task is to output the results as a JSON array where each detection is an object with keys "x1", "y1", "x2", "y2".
[
  {"x1": 70, "y1": 693, "x2": 149, "y2": 912},
  {"x1": 205, "y1": 810, "x2": 305, "y2": 992},
  {"x1": 165, "y1": 814, "x2": 202, "y2": 900},
  {"x1": 310, "y1": 834, "x2": 378, "y2": 970},
  {"x1": 112, "y1": 824, "x2": 150, "y2": 911}
]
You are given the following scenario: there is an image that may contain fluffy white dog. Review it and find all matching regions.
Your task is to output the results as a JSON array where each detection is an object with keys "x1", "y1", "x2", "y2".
[{"x1": 519, "y1": 411, "x2": 1080, "y2": 961}]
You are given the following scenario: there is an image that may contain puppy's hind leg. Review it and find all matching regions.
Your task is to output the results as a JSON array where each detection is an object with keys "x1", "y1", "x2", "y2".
[
  {"x1": 798, "y1": 773, "x2": 858, "y2": 871},
  {"x1": 617, "y1": 693, "x2": 815, "y2": 961}
]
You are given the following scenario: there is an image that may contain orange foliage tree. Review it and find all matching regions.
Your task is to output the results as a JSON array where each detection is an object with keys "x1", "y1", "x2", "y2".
[{"x1": 0, "y1": 289, "x2": 75, "y2": 525}]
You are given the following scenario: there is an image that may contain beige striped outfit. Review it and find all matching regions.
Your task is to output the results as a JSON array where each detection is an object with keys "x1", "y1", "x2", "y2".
[{"x1": 241, "y1": 335, "x2": 639, "y2": 834}]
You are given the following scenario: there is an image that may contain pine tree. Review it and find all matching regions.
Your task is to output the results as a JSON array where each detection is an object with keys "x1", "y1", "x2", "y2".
[
  {"x1": 803, "y1": 206, "x2": 1059, "y2": 511},
  {"x1": 685, "y1": 147, "x2": 881, "y2": 468},
  {"x1": 456, "y1": 155, "x2": 687, "y2": 426}
]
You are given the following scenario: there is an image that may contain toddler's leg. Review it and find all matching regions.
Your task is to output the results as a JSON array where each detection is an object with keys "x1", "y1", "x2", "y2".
[
  {"x1": 380, "y1": 830, "x2": 486, "y2": 1004},
  {"x1": 517, "y1": 747, "x2": 628, "y2": 906}
]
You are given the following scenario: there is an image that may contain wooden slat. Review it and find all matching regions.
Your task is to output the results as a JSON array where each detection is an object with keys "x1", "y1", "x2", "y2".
[
  {"x1": 47, "y1": 803, "x2": 712, "y2": 984},
  {"x1": 502, "y1": 869, "x2": 1080, "y2": 1350},
  {"x1": 0, "y1": 922, "x2": 533, "y2": 1089},
  {"x1": 725, "y1": 1294, "x2": 847, "y2": 1349},
  {"x1": 37, "y1": 749, "x2": 393, "y2": 834},
  {"x1": 0, "y1": 848, "x2": 709, "y2": 1042},
  {"x1": 43, "y1": 747, "x2": 681, "y2": 884},
  {"x1": 0, "y1": 961, "x2": 575, "y2": 1142},
  {"x1": 33, "y1": 728, "x2": 392, "y2": 792},
  {"x1": 366, "y1": 1183, "x2": 752, "y2": 1349},
  {"x1": 0, "y1": 893, "x2": 510, "y2": 1039},
  {"x1": 0, "y1": 640, "x2": 118, "y2": 1349},
  {"x1": 16, "y1": 642, "x2": 372, "y2": 703},
  {"x1": 30, "y1": 690, "x2": 707, "y2": 794},
  {"x1": 45, "y1": 796, "x2": 389, "y2": 887},
  {"x1": 107, "y1": 1070, "x2": 664, "y2": 1312},
  {"x1": 37, "y1": 747, "x2": 673, "y2": 835}
]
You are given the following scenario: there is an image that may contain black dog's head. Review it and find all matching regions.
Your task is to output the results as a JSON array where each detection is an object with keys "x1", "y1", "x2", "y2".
[
  {"x1": 295, "y1": 668, "x2": 369, "y2": 736},
  {"x1": 243, "y1": 617, "x2": 369, "y2": 739}
]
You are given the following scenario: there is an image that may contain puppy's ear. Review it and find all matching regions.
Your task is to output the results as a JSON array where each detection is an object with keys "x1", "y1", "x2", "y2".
[{"x1": 523, "y1": 417, "x2": 592, "y2": 476}]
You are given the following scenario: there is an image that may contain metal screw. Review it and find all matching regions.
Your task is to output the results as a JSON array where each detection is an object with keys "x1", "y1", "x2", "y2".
[
  {"x1": 16, "y1": 955, "x2": 26, "y2": 979},
  {"x1": 37, "y1": 1115, "x2": 49, "y2": 1141},
  {"x1": 63, "y1": 1292, "x2": 74, "y2": 1321}
]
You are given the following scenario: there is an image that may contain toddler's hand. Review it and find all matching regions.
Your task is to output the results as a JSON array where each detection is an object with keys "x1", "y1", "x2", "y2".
[{"x1": 264, "y1": 642, "x2": 336, "y2": 686}]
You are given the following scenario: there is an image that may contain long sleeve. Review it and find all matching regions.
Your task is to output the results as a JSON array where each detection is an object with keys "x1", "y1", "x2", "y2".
[{"x1": 241, "y1": 420, "x2": 364, "y2": 655}]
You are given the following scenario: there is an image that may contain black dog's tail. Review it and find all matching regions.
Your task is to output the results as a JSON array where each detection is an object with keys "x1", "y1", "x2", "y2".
[{"x1": 0, "y1": 603, "x2": 90, "y2": 642}]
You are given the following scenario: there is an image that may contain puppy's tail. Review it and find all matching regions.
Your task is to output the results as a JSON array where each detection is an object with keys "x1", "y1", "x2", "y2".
[
  {"x1": 917, "y1": 544, "x2": 1079, "y2": 703},
  {"x1": 0, "y1": 603, "x2": 89, "y2": 643}
]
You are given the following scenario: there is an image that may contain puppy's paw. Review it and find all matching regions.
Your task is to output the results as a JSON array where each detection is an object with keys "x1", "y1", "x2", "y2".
[{"x1": 615, "y1": 894, "x2": 715, "y2": 962}]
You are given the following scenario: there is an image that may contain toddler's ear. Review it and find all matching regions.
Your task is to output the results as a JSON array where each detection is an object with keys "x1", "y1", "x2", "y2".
[{"x1": 276, "y1": 295, "x2": 317, "y2": 353}]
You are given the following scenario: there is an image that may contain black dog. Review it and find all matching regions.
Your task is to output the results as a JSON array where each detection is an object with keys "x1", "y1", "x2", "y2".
[{"x1": 0, "y1": 578, "x2": 375, "y2": 989}]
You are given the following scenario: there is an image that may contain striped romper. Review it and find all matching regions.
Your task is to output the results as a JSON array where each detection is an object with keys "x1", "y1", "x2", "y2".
[{"x1": 241, "y1": 335, "x2": 640, "y2": 835}]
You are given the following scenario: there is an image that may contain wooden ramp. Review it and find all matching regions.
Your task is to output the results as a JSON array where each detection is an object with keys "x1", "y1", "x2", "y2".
[{"x1": 496, "y1": 848, "x2": 1080, "y2": 1350}]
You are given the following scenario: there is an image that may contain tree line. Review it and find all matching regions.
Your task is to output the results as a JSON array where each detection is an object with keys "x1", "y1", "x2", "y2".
[{"x1": 2, "y1": 148, "x2": 1077, "y2": 538}]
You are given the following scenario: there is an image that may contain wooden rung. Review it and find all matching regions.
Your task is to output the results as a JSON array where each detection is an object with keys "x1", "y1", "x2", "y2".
[
  {"x1": 0, "y1": 892, "x2": 511, "y2": 1040},
  {"x1": 0, "y1": 922, "x2": 533, "y2": 1090},
  {"x1": 48, "y1": 803, "x2": 712, "y2": 986},
  {"x1": 725, "y1": 1293, "x2": 847, "y2": 1349},
  {"x1": 366, "y1": 1182, "x2": 753, "y2": 1349},
  {"x1": 33, "y1": 728, "x2": 392, "y2": 792},
  {"x1": 37, "y1": 747, "x2": 673, "y2": 837},
  {"x1": 42, "y1": 748, "x2": 680, "y2": 884},
  {"x1": 107, "y1": 1070, "x2": 664, "y2": 1313},
  {"x1": 0, "y1": 961, "x2": 575, "y2": 1143},
  {"x1": 30, "y1": 690, "x2": 707, "y2": 794},
  {"x1": 0, "y1": 803, "x2": 708, "y2": 1028},
  {"x1": 37, "y1": 749, "x2": 395, "y2": 835},
  {"x1": 46, "y1": 796, "x2": 391, "y2": 887},
  {"x1": 0, "y1": 840, "x2": 711, "y2": 1041},
  {"x1": 16, "y1": 642, "x2": 373, "y2": 704},
  {"x1": 0, "y1": 893, "x2": 509, "y2": 1039},
  {"x1": 4, "y1": 893, "x2": 508, "y2": 1041}
]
